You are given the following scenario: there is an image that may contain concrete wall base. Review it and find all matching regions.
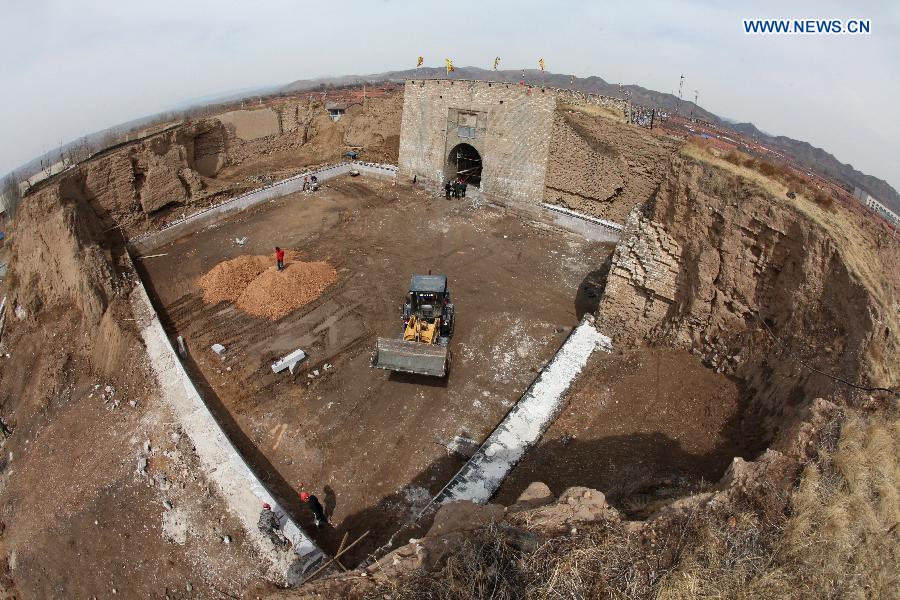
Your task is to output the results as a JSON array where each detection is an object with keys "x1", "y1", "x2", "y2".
[{"x1": 129, "y1": 280, "x2": 327, "y2": 584}]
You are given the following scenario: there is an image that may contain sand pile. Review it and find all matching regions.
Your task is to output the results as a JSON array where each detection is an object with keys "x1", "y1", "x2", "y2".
[
  {"x1": 235, "y1": 261, "x2": 337, "y2": 319},
  {"x1": 198, "y1": 255, "x2": 271, "y2": 304},
  {"x1": 198, "y1": 253, "x2": 337, "y2": 319}
]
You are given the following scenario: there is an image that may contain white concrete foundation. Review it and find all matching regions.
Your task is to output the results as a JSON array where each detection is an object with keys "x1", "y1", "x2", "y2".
[
  {"x1": 541, "y1": 203, "x2": 624, "y2": 243},
  {"x1": 425, "y1": 316, "x2": 611, "y2": 510},
  {"x1": 130, "y1": 281, "x2": 326, "y2": 584}
]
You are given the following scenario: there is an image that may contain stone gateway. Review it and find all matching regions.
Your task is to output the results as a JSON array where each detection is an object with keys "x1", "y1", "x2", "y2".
[{"x1": 398, "y1": 79, "x2": 630, "y2": 212}]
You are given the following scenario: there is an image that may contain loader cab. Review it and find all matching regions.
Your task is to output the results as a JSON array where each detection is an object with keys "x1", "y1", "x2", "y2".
[
  {"x1": 407, "y1": 274, "x2": 454, "y2": 335},
  {"x1": 409, "y1": 275, "x2": 450, "y2": 314}
]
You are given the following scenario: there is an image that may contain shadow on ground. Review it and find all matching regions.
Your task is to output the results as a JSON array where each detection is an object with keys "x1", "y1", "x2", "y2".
[{"x1": 575, "y1": 255, "x2": 613, "y2": 319}]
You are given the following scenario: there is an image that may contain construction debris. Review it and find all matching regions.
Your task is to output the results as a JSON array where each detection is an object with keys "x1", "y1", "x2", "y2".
[
  {"x1": 272, "y1": 349, "x2": 307, "y2": 374},
  {"x1": 211, "y1": 343, "x2": 227, "y2": 358}
]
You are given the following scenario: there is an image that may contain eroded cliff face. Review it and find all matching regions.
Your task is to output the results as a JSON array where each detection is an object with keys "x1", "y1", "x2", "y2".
[
  {"x1": 10, "y1": 174, "x2": 119, "y2": 326},
  {"x1": 61, "y1": 119, "x2": 231, "y2": 235},
  {"x1": 23, "y1": 93, "x2": 404, "y2": 238},
  {"x1": 597, "y1": 154, "x2": 899, "y2": 438}
]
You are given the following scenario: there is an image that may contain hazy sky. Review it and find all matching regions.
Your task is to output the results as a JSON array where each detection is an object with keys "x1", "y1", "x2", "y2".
[{"x1": 2, "y1": 0, "x2": 898, "y2": 191}]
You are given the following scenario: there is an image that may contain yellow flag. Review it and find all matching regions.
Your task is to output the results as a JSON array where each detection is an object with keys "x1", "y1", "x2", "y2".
[
  {"x1": 417, "y1": 56, "x2": 424, "y2": 67},
  {"x1": 493, "y1": 56, "x2": 501, "y2": 70},
  {"x1": 445, "y1": 58, "x2": 454, "y2": 74},
  {"x1": 538, "y1": 58, "x2": 545, "y2": 71}
]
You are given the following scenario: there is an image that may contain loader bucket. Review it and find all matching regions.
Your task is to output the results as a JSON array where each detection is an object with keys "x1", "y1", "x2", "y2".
[{"x1": 371, "y1": 338, "x2": 449, "y2": 377}]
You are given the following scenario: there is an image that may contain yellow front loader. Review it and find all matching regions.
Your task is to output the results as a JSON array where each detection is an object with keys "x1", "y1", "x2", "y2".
[{"x1": 371, "y1": 274, "x2": 454, "y2": 377}]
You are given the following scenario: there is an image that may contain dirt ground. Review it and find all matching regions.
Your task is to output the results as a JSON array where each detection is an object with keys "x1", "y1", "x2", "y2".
[
  {"x1": 0, "y1": 309, "x2": 272, "y2": 598},
  {"x1": 495, "y1": 345, "x2": 767, "y2": 516},
  {"x1": 138, "y1": 175, "x2": 613, "y2": 565}
]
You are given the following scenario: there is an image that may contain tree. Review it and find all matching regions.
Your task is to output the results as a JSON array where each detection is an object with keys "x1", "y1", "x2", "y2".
[{"x1": 0, "y1": 171, "x2": 21, "y2": 218}]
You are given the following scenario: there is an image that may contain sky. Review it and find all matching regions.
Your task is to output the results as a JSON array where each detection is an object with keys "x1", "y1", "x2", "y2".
[{"x1": 1, "y1": 0, "x2": 898, "y2": 192}]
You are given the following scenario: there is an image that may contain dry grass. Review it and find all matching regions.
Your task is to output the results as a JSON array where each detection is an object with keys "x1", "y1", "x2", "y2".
[
  {"x1": 681, "y1": 142, "x2": 900, "y2": 387},
  {"x1": 559, "y1": 102, "x2": 627, "y2": 123},
  {"x1": 777, "y1": 408, "x2": 899, "y2": 598},
  {"x1": 364, "y1": 408, "x2": 898, "y2": 599}
]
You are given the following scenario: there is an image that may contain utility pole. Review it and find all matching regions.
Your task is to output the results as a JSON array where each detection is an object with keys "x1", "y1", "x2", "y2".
[
  {"x1": 676, "y1": 74, "x2": 685, "y2": 115},
  {"x1": 692, "y1": 90, "x2": 699, "y2": 118}
]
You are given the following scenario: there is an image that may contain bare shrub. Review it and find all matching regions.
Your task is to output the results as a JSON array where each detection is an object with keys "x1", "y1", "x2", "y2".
[
  {"x1": 757, "y1": 161, "x2": 777, "y2": 177},
  {"x1": 1, "y1": 172, "x2": 21, "y2": 217},
  {"x1": 813, "y1": 190, "x2": 834, "y2": 210}
]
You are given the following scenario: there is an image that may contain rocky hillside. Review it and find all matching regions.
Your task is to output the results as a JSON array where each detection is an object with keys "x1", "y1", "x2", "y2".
[{"x1": 729, "y1": 121, "x2": 900, "y2": 213}]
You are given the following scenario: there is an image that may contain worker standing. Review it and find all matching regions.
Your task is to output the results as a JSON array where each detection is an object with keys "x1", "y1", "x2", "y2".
[
  {"x1": 444, "y1": 181, "x2": 452, "y2": 199},
  {"x1": 299, "y1": 491, "x2": 329, "y2": 528},
  {"x1": 275, "y1": 246, "x2": 285, "y2": 271}
]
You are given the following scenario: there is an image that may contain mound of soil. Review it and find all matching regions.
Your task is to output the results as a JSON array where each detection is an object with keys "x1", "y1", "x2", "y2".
[
  {"x1": 236, "y1": 261, "x2": 337, "y2": 319},
  {"x1": 198, "y1": 253, "x2": 337, "y2": 319},
  {"x1": 198, "y1": 255, "x2": 271, "y2": 304}
]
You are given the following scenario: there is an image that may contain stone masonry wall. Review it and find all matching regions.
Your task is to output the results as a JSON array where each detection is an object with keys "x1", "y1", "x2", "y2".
[{"x1": 399, "y1": 79, "x2": 557, "y2": 207}]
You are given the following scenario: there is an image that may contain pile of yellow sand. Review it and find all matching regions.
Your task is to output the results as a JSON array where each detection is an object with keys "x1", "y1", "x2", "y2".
[
  {"x1": 198, "y1": 253, "x2": 337, "y2": 320},
  {"x1": 198, "y1": 255, "x2": 271, "y2": 304}
]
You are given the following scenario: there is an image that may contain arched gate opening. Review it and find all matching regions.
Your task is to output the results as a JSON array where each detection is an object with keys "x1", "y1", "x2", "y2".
[{"x1": 446, "y1": 143, "x2": 482, "y2": 187}]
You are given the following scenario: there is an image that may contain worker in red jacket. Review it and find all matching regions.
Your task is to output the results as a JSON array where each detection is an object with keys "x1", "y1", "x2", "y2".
[{"x1": 275, "y1": 246, "x2": 285, "y2": 271}]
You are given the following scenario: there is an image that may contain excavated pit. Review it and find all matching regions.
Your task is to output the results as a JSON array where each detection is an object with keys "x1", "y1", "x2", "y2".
[
  {"x1": 495, "y1": 345, "x2": 767, "y2": 517},
  {"x1": 136, "y1": 175, "x2": 616, "y2": 565}
]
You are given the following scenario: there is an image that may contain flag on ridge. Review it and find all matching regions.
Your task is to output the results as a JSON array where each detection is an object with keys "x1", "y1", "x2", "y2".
[
  {"x1": 538, "y1": 58, "x2": 545, "y2": 71},
  {"x1": 445, "y1": 58, "x2": 454, "y2": 74},
  {"x1": 417, "y1": 56, "x2": 424, "y2": 67},
  {"x1": 493, "y1": 56, "x2": 501, "y2": 70}
]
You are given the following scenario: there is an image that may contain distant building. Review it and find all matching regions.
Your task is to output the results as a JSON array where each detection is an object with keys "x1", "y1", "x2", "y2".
[
  {"x1": 854, "y1": 187, "x2": 899, "y2": 226},
  {"x1": 325, "y1": 102, "x2": 347, "y2": 122}
]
